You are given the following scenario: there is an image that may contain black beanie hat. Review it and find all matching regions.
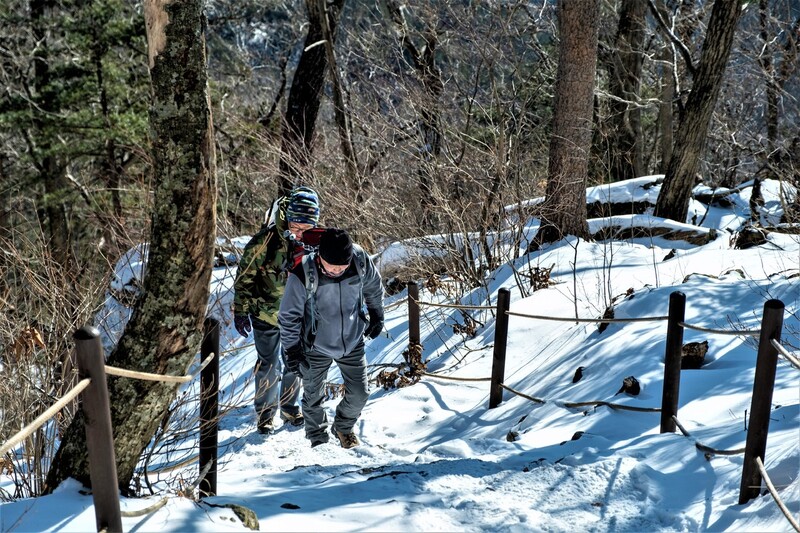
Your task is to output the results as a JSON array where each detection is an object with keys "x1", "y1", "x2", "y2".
[{"x1": 319, "y1": 228, "x2": 353, "y2": 266}]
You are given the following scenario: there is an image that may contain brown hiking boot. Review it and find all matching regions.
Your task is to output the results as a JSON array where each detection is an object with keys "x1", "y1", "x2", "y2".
[
  {"x1": 280, "y1": 410, "x2": 304, "y2": 427},
  {"x1": 331, "y1": 427, "x2": 360, "y2": 449}
]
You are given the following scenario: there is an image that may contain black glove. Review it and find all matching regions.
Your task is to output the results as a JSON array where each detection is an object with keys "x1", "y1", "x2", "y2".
[
  {"x1": 234, "y1": 314, "x2": 252, "y2": 338},
  {"x1": 364, "y1": 308, "x2": 384, "y2": 339},
  {"x1": 285, "y1": 344, "x2": 305, "y2": 374}
]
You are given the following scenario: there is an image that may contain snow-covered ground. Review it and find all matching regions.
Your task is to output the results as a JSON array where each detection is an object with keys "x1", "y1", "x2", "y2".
[{"x1": 2, "y1": 177, "x2": 798, "y2": 532}]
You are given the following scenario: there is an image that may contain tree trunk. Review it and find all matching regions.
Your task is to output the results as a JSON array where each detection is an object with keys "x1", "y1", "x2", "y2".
[
  {"x1": 654, "y1": 0, "x2": 744, "y2": 222},
  {"x1": 531, "y1": 0, "x2": 598, "y2": 249},
  {"x1": 758, "y1": 1, "x2": 778, "y2": 153},
  {"x1": 608, "y1": 0, "x2": 645, "y2": 182},
  {"x1": 0, "y1": 154, "x2": 9, "y2": 301},
  {"x1": 46, "y1": 0, "x2": 216, "y2": 493},
  {"x1": 657, "y1": 36, "x2": 674, "y2": 171},
  {"x1": 315, "y1": 0, "x2": 359, "y2": 193},
  {"x1": 277, "y1": 0, "x2": 345, "y2": 195},
  {"x1": 382, "y1": 0, "x2": 443, "y2": 228},
  {"x1": 30, "y1": 0, "x2": 74, "y2": 273}
]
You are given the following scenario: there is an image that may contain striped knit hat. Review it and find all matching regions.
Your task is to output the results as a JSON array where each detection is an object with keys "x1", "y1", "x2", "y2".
[{"x1": 286, "y1": 186, "x2": 320, "y2": 225}]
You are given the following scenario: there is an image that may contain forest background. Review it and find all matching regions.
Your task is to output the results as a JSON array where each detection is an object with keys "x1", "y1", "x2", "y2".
[{"x1": 0, "y1": 0, "x2": 798, "y2": 499}]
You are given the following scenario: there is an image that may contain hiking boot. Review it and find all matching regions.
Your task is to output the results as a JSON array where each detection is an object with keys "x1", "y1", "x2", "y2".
[
  {"x1": 257, "y1": 410, "x2": 275, "y2": 435},
  {"x1": 280, "y1": 409, "x2": 305, "y2": 427},
  {"x1": 310, "y1": 432, "x2": 329, "y2": 448},
  {"x1": 331, "y1": 427, "x2": 360, "y2": 449}
]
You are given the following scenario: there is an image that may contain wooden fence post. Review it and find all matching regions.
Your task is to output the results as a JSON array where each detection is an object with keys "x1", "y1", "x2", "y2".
[
  {"x1": 660, "y1": 291, "x2": 686, "y2": 433},
  {"x1": 408, "y1": 282, "x2": 420, "y2": 349},
  {"x1": 489, "y1": 288, "x2": 511, "y2": 409},
  {"x1": 739, "y1": 299, "x2": 784, "y2": 505},
  {"x1": 74, "y1": 326, "x2": 122, "y2": 533},
  {"x1": 199, "y1": 317, "x2": 220, "y2": 498}
]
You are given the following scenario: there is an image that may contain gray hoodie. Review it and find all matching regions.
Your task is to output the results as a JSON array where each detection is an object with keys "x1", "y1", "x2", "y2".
[{"x1": 278, "y1": 246, "x2": 384, "y2": 359}]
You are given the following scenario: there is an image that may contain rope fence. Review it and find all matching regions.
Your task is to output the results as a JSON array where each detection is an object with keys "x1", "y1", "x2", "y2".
[
  {"x1": 0, "y1": 378, "x2": 91, "y2": 458},
  {"x1": 407, "y1": 284, "x2": 793, "y2": 526},
  {"x1": 0, "y1": 320, "x2": 222, "y2": 532},
  {"x1": 120, "y1": 496, "x2": 168, "y2": 518},
  {"x1": 413, "y1": 297, "x2": 495, "y2": 311},
  {"x1": 506, "y1": 310, "x2": 668, "y2": 323},
  {"x1": 679, "y1": 321, "x2": 760, "y2": 337},
  {"x1": 105, "y1": 353, "x2": 215, "y2": 384},
  {"x1": 2, "y1": 283, "x2": 795, "y2": 530},
  {"x1": 771, "y1": 338, "x2": 800, "y2": 369},
  {"x1": 419, "y1": 371, "x2": 490, "y2": 383},
  {"x1": 499, "y1": 383, "x2": 545, "y2": 404},
  {"x1": 561, "y1": 400, "x2": 660, "y2": 413},
  {"x1": 757, "y1": 457, "x2": 800, "y2": 533},
  {"x1": 672, "y1": 416, "x2": 746, "y2": 456},
  {"x1": 383, "y1": 296, "x2": 409, "y2": 311}
]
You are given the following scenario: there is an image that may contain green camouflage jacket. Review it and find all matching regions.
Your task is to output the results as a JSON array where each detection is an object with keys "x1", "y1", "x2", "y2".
[{"x1": 233, "y1": 201, "x2": 294, "y2": 326}]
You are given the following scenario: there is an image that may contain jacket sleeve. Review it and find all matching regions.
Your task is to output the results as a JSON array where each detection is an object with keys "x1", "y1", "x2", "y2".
[
  {"x1": 233, "y1": 232, "x2": 266, "y2": 316},
  {"x1": 361, "y1": 253, "x2": 385, "y2": 317},
  {"x1": 278, "y1": 272, "x2": 306, "y2": 350},
  {"x1": 233, "y1": 228, "x2": 286, "y2": 323}
]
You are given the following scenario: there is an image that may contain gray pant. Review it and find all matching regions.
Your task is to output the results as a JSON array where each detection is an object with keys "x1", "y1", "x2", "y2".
[
  {"x1": 252, "y1": 320, "x2": 301, "y2": 418},
  {"x1": 301, "y1": 341, "x2": 369, "y2": 441}
]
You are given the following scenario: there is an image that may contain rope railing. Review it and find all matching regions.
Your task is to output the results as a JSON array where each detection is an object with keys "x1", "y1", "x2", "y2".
[
  {"x1": 679, "y1": 321, "x2": 760, "y2": 337},
  {"x1": 383, "y1": 296, "x2": 409, "y2": 311},
  {"x1": 412, "y1": 297, "x2": 495, "y2": 311},
  {"x1": 499, "y1": 383, "x2": 546, "y2": 404},
  {"x1": 503, "y1": 309, "x2": 764, "y2": 337},
  {"x1": 756, "y1": 457, "x2": 800, "y2": 533},
  {"x1": 420, "y1": 369, "x2": 660, "y2": 411},
  {"x1": 4, "y1": 354, "x2": 219, "y2": 465},
  {"x1": 771, "y1": 338, "x2": 800, "y2": 369},
  {"x1": 420, "y1": 370, "x2": 491, "y2": 382},
  {"x1": 221, "y1": 343, "x2": 253, "y2": 355},
  {"x1": 505, "y1": 310, "x2": 668, "y2": 323},
  {"x1": 562, "y1": 400, "x2": 660, "y2": 413},
  {"x1": 190, "y1": 459, "x2": 214, "y2": 495},
  {"x1": 415, "y1": 288, "x2": 792, "y2": 515},
  {"x1": 672, "y1": 416, "x2": 745, "y2": 456},
  {"x1": 147, "y1": 453, "x2": 199, "y2": 475},
  {"x1": 120, "y1": 495, "x2": 168, "y2": 518},
  {"x1": 124, "y1": 458, "x2": 214, "y2": 518},
  {"x1": 0, "y1": 378, "x2": 91, "y2": 457},
  {"x1": 3, "y1": 285, "x2": 790, "y2": 529},
  {"x1": 105, "y1": 352, "x2": 215, "y2": 384},
  {"x1": 0, "y1": 320, "x2": 222, "y2": 530}
]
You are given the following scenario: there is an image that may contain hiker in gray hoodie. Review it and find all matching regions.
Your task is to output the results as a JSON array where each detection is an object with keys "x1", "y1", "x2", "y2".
[{"x1": 278, "y1": 228, "x2": 384, "y2": 448}]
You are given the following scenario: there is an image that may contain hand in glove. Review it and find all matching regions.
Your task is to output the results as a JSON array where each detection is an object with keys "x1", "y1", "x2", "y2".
[
  {"x1": 234, "y1": 314, "x2": 252, "y2": 338},
  {"x1": 285, "y1": 344, "x2": 305, "y2": 374},
  {"x1": 364, "y1": 308, "x2": 384, "y2": 340}
]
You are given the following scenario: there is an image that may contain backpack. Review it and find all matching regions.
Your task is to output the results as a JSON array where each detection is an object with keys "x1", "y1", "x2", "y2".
[
  {"x1": 287, "y1": 227, "x2": 326, "y2": 270},
  {"x1": 263, "y1": 195, "x2": 286, "y2": 227},
  {"x1": 300, "y1": 244, "x2": 369, "y2": 338}
]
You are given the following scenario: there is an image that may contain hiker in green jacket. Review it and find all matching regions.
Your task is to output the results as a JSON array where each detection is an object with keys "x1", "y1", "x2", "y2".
[{"x1": 233, "y1": 186, "x2": 320, "y2": 434}]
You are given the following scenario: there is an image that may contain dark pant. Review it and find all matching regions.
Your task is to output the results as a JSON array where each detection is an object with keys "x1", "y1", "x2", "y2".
[
  {"x1": 301, "y1": 341, "x2": 369, "y2": 441},
  {"x1": 252, "y1": 320, "x2": 301, "y2": 418}
]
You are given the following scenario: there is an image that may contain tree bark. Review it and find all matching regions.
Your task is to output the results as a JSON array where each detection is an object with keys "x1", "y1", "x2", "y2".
[
  {"x1": 607, "y1": 0, "x2": 645, "y2": 182},
  {"x1": 658, "y1": 55, "x2": 675, "y2": 171},
  {"x1": 30, "y1": 0, "x2": 74, "y2": 273},
  {"x1": 382, "y1": 0, "x2": 443, "y2": 228},
  {"x1": 654, "y1": 0, "x2": 744, "y2": 222},
  {"x1": 531, "y1": 0, "x2": 598, "y2": 248},
  {"x1": 277, "y1": 0, "x2": 345, "y2": 195},
  {"x1": 315, "y1": 0, "x2": 359, "y2": 192},
  {"x1": 46, "y1": 0, "x2": 216, "y2": 493}
]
